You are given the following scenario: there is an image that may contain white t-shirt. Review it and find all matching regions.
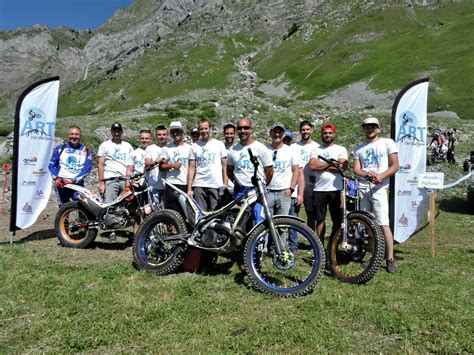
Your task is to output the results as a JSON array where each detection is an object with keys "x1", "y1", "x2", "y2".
[
  {"x1": 353, "y1": 137, "x2": 399, "y2": 190},
  {"x1": 163, "y1": 142, "x2": 191, "y2": 186},
  {"x1": 97, "y1": 139, "x2": 134, "y2": 179},
  {"x1": 146, "y1": 144, "x2": 167, "y2": 189},
  {"x1": 227, "y1": 141, "x2": 273, "y2": 188},
  {"x1": 311, "y1": 144, "x2": 348, "y2": 191},
  {"x1": 131, "y1": 147, "x2": 150, "y2": 174},
  {"x1": 189, "y1": 139, "x2": 227, "y2": 188},
  {"x1": 267, "y1": 144, "x2": 298, "y2": 190},
  {"x1": 292, "y1": 141, "x2": 320, "y2": 189}
]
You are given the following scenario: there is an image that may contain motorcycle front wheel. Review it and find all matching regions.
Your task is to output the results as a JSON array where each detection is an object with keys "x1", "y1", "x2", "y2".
[
  {"x1": 327, "y1": 212, "x2": 385, "y2": 284},
  {"x1": 244, "y1": 217, "x2": 325, "y2": 298},
  {"x1": 55, "y1": 201, "x2": 97, "y2": 248},
  {"x1": 133, "y1": 209, "x2": 187, "y2": 275}
]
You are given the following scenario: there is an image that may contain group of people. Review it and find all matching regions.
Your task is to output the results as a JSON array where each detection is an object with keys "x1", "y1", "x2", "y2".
[{"x1": 48, "y1": 115, "x2": 400, "y2": 273}]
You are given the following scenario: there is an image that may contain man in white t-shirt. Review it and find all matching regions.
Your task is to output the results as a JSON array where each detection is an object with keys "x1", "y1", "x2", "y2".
[
  {"x1": 160, "y1": 121, "x2": 191, "y2": 213},
  {"x1": 227, "y1": 117, "x2": 274, "y2": 223},
  {"x1": 353, "y1": 117, "x2": 399, "y2": 273},
  {"x1": 292, "y1": 120, "x2": 320, "y2": 230},
  {"x1": 131, "y1": 129, "x2": 152, "y2": 174},
  {"x1": 187, "y1": 118, "x2": 228, "y2": 211},
  {"x1": 97, "y1": 122, "x2": 134, "y2": 203},
  {"x1": 309, "y1": 123, "x2": 348, "y2": 244},
  {"x1": 145, "y1": 124, "x2": 168, "y2": 206},
  {"x1": 266, "y1": 122, "x2": 299, "y2": 216}
]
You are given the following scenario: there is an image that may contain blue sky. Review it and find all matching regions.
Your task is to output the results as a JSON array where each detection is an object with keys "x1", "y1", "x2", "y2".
[{"x1": 0, "y1": 0, "x2": 135, "y2": 31}]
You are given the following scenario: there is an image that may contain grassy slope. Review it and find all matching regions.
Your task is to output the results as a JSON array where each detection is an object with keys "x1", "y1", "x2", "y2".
[
  {"x1": 252, "y1": 3, "x2": 474, "y2": 119},
  {"x1": 0, "y1": 208, "x2": 472, "y2": 352}
]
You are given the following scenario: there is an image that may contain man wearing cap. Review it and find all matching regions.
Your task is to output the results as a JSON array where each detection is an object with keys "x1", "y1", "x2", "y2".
[
  {"x1": 187, "y1": 118, "x2": 228, "y2": 211},
  {"x1": 266, "y1": 123, "x2": 299, "y2": 217},
  {"x1": 227, "y1": 117, "x2": 274, "y2": 223},
  {"x1": 353, "y1": 116, "x2": 400, "y2": 273},
  {"x1": 97, "y1": 123, "x2": 134, "y2": 203},
  {"x1": 49, "y1": 125, "x2": 93, "y2": 206},
  {"x1": 159, "y1": 121, "x2": 191, "y2": 213},
  {"x1": 145, "y1": 124, "x2": 169, "y2": 206},
  {"x1": 309, "y1": 123, "x2": 348, "y2": 244},
  {"x1": 293, "y1": 120, "x2": 320, "y2": 230},
  {"x1": 283, "y1": 128, "x2": 293, "y2": 146}
]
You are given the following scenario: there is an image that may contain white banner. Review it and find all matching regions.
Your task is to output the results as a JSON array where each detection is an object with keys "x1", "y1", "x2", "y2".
[
  {"x1": 11, "y1": 78, "x2": 60, "y2": 230},
  {"x1": 391, "y1": 78, "x2": 429, "y2": 243}
]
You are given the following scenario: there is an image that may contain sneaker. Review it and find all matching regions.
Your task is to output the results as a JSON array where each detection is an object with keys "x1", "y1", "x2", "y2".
[
  {"x1": 109, "y1": 232, "x2": 117, "y2": 242},
  {"x1": 386, "y1": 259, "x2": 398, "y2": 273}
]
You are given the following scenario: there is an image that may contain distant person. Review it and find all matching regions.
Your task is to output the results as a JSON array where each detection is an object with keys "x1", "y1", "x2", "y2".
[
  {"x1": 145, "y1": 124, "x2": 168, "y2": 206},
  {"x1": 447, "y1": 129, "x2": 456, "y2": 164},
  {"x1": 48, "y1": 126, "x2": 92, "y2": 206},
  {"x1": 353, "y1": 117, "x2": 399, "y2": 273},
  {"x1": 227, "y1": 118, "x2": 273, "y2": 223},
  {"x1": 160, "y1": 121, "x2": 191, "y2": 213},
  {"x1": 97, "y1": 123, "x2": 134, "y2": 203},
  {"x1": 187, "y1": 119, "x2": 228, "y2": 211},
  {"x1": 309, "y1": 123, "x2": 348, "y2": 244},
  {"x1": 293, "y1": 120, "x2": 320, "y2": 230}
]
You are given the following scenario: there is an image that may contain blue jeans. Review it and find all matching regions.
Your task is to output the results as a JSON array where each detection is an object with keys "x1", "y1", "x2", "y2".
[{"x1": 288, "y1": 197, "x2": 300, "y2": 249}]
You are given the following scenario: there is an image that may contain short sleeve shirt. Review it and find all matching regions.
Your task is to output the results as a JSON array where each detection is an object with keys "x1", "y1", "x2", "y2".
[
  {"x1": 353, "y1": 138, "x2": 398, "y2": 189},
  {"x1": 267, "y1": 144, "x2": 298, "y2": 190},
  {"x1": 292, "y1": 141, "x2": 320, "y2": 189},
  {"x1": 227, "y1": 141, "x2": 273, "y2": 188},
  {"x1": 189, "y1": 139, "x2": 227, "y2": 188},
  {"x1": 311, "y1": 144, "x2": 348, "y2": 191},
  {"x1": 146, "y1": 144, "x2": 168, "y2": 189},
  {"x1": 131, "y1": 147, "x2": 150, "y2": 174},
  {"x1": 97, "y1": 139, "x2": 134, "y2": 179},
  {"x1": 163, "y1": 142, "x2": 192, "y2": 186}
]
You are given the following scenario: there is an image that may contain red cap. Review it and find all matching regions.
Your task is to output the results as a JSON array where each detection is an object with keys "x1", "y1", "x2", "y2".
[{"x1": 321, "y1": 123, "x2": 336, "y2": 132}]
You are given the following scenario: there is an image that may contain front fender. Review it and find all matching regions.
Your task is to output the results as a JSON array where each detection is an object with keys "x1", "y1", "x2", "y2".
[{"x1": 246, "y1": 215, "x2": 306, "y2": 236}]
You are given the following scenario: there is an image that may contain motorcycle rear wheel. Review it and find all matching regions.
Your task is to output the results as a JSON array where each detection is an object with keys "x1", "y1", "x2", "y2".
[
  {"x1": 244, "y1": 217, "x2": 325, "y2": 297},
  {"x1": 327, "y1": 212, "x2": 385, "y2": 284},
  {"x1": 133, "y1": 209, "x2": 187, "y2": 275},
  {"x1": 55, "y1": 201, "x2": 97, "y2": 248}
]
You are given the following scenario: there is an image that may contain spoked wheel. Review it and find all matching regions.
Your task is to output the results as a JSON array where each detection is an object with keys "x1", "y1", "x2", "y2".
[
  {"x1": 244, "y1": 217, "x2": 325, "y2": 297},
  {"x1": 327, "y1": 212, "x2": 385, "y2": 284},
  {"x1": 133, "y1": 209, "x2": 187, "y2": 275},
  {"x1": 55, "y1": 201, "x2": 97, "y2": 248}
]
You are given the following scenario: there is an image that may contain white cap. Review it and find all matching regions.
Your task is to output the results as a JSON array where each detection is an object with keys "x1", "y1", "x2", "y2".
[
  {"x1": 362, "y1": 117, "x2": 380, "y2": 127},
  {"x1": 170, "y1": 121, "x2": 183, "y2": 130}
]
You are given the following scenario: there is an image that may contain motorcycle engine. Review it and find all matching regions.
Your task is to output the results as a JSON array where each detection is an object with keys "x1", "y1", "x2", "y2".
[
  {"x1": 102, "y1": 206, "x2": 130, "y2": 229},
  {"x1": 200, "y1": 221, "x2": 231, "y2": 248}
]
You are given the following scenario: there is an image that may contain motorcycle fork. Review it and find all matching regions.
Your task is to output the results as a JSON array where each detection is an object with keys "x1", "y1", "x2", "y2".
[{"x1": 257, "y1": 180, "x2": 285, "y2": 255}]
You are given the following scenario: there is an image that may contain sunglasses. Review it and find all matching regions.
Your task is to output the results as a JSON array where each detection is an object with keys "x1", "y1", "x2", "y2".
[
  {"x1": 237, "y1": 126, "x2": 252, "y2": 131},
  {"x1": 363, "y1": 124, "x2": 378, "y2": 129}
]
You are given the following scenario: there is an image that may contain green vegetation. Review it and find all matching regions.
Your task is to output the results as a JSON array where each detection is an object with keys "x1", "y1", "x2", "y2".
[
  {"x1": 252, "y1": 3, "x2": 474, "y2": 119},
  {"x1": 1, "y1": 205, "x2": 472, "y2": 352}
]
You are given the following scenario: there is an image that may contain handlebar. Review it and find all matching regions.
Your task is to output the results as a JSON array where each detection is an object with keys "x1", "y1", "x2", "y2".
[
  {"x1": 317, "y1": 155, "x2": 373, "y2": 183},
  {"x1": 248, "y1": 148, "x2": 260, "y2": 184},
  {"x1": 101, "y1": 161, "x2": 160, "y2": 182}
]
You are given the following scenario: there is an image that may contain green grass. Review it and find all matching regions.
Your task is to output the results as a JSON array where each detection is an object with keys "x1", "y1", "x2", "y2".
[{"x1": 1, "y1": 205, "x2": 472, "y2": 352}]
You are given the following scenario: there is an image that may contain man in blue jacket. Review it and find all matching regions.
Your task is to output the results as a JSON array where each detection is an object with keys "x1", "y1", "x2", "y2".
[{"x1": 48, "y1": 126, "x2": 92, "y2": 205}]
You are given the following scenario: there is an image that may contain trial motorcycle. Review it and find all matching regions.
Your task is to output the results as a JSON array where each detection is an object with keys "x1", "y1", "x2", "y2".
[
  {"x1": 54, "y1": 165, "x2": 158, "y2": 248},
  {"x1": 133, "y1": 149, "x2": 325, "y2": 297}
]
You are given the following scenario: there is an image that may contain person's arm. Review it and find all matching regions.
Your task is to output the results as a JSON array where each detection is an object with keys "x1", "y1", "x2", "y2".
[
  {"x1": 285, "y1": 164, "x2": 299, "y2": 197},
  {"x1": 352, "y1": 158, "x2": 366, "y2": 178},
  {"x1": 75, "y1": 149, "x2": 93, "y2": 183},
  {"x1": 160, "y1": 160, "x2": 181, "y2": 171},
  {"x1": 226, "y1": 164, "x2": 234, "y2": 183},
  {"x1": 48, "y1": 146, "x2": 60, "y2": 179},
  {"x1": 98, "y1": 156, "x2": 106, "y2": 194},
  {"x1": 221, "y1": 157, "x2": 228, "y2": 187},
  {"x1": 309, "y1": 156, "x2": 346, "y2": 172},
  {"x1": 187, "y1": 159, "x2": 196, "y2": 196},
  {"x1": 296, "y1": 167, "x2": 304, "y2": 206},
  {"x1": 264, "y1": 166, "x2": 274, "y2": 185},
  {"x1": 371, "y1": 153, "x2": 399, "y2": 185}
]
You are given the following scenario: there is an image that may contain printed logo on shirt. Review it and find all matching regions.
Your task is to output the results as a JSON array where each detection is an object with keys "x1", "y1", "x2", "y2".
[
  {"x1": 196, "y1": 147, "x2": 217, "y2": 166},
  {"x1": 112, "y1": 148, "x2": 128, "y2": 162},
  {"x1": 362, "y1": 148, "x2": 382, "y2": 169}
]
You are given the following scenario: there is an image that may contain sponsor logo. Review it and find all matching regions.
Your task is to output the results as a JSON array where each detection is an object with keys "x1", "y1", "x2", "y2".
[
  {"x1": 33, "y1": 168, "x2": 47, "y2": 176},
  {"x1": 397, "y1": 190, "x2": 412, "y2": 196},
  {"x1": 396, "y1": 111, "x2": 427, "y2": 146},
  {"x1": 23, "y1": 156, "x2": 38, "y2": 166},
  {"x1": 410, "y1": 200, "x2": 419, "y2": 211},
  {"x1": 35, "y1": 190, "x2": 45, "y2": 199},
  {"x1": 399, "y1": 163, "x2": 411, "y2": 173},
  {"x1": 20, "y1": 107, "x2": 55, "y2": 141},
  {"x1": 22, "y1": 180, "x2": 36, "y2": 186},
  {"x1": 407, "y1": 176, "x2": 418, "y2": 186},
  {"x1": 22, "y1": 202, "x2": 33, "y2": 214},
  {"x1": 398, "y1": 213, "x2": 408, "y2": 227}
]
